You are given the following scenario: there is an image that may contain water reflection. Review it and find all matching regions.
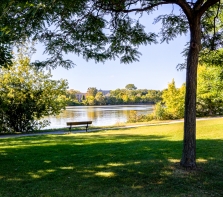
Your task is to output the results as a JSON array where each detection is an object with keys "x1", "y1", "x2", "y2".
[{"x1": 43, "y1": 105, "x2": 154, "y2": 129}]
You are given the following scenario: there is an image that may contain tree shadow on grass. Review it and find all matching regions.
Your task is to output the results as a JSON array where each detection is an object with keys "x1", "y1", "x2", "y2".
[{"x1": 0, "y1": 134, "x2": 222, "y2": 197}]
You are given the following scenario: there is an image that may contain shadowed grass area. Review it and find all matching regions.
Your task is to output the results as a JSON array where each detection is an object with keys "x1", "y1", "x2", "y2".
[{"x1": 0, "y1": 118, "x2": 223, "y2": 197}]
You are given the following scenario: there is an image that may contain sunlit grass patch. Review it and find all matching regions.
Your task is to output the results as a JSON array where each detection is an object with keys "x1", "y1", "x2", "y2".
[
  {"x1": 95, "y1": 171, "x2": 117, "y2": 177},
  {"x1": 107, "y1": 162, "x2": 126, "y2": 167}
]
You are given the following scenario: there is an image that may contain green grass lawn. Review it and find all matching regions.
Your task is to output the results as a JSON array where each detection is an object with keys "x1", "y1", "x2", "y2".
[{"x1": 0, "y1": 118, "x2": 223, "y2": 197}]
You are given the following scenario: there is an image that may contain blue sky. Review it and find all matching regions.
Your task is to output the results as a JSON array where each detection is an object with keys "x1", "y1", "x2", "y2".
[{"x1": 32, "y1": 5, "x2": 188, "y2": 93}]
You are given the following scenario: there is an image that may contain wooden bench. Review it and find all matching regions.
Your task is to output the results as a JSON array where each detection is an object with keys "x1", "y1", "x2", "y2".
[{"x1": 66, "y1": 121, "x2": 92, "y2": 132}]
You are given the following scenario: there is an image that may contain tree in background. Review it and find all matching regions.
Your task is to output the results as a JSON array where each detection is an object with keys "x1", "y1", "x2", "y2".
[
  {"x1": 109, "y1": 89, "x2": 124, "y2": 104},
  {"x1": 95, "y1": 92, "x2": 106, "y2": 105},
  {"x1": 162, "y1": 80, "x2": 186, "y2": 119},
  {"x1": 125, "y1": 84, "x2": 137, "y2": 90},
  {"x1": 83, "y1": 87, "x2": 98, "y2": 105},
  {"x1": 81, "y1": 95, "x2": 86, "y2": 101},
  {"x1": 66, "y1": 89, "x2": 80, "y2": 105},
  {"x1": 0, "y1": 53, "x2": 68, "y2": 133},
  {"x1": 86, "y1": 87, "x2": 98, "y2": 97},
  {"x1": 122, "y1": 94, "x2": 130, "y2": 104},
  {"x1": 151, "y1": 80, "x2": 185, "y2": 120},
  {"x1": 83, "y1": 96, "x2": 96, "y2": 106},
  {"x1": 143, "y1": 90, "x2": 163, "y2": 103},
  {"x1": 108, "y1": 88, "x2": 162, "y2": 104},
  {"x1": 106, "y1": 96, "x2": 117, "y2": 105},
  {"x1": 197, "y1": 64, "x2": 223, "y2": 116},
  {"x1": 66, "y1": 89, "x2": 79, "y2": 100}
]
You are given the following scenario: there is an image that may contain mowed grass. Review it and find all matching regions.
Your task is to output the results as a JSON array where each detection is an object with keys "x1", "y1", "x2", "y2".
[{"x1": 0, "y1": 118, "x2": 223, "y2": 197}]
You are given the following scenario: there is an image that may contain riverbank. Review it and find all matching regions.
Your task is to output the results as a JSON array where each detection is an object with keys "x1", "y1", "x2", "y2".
[{"x1": 1, "y1": 116, "x2": 222, "y2": 138}]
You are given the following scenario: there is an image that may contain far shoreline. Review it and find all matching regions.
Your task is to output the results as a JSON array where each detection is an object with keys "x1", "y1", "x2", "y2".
[{"x1": 66, "y1": 103, "x2": 155, "y2": 107}]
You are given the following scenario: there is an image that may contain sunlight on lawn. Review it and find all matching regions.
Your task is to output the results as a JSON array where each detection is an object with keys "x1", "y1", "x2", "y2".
[
  {"x1": 59, "y1": 167, "x2": 74, "y2": 170},
  {"x1": 107, "y1": 162, "x2": 126, "y2": 167},
  {"x1": 28, "y1": 169, "x2": 56, "y2": 179},
  {"x1": 95, "y1": 171, "x2": 117, "y2": 177}
]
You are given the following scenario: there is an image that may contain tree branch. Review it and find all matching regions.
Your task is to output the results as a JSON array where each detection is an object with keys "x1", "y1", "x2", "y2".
[
  {"x1": 176, "y1": 0, "x2": 193, "y2": 22},
  {"x1": 97, "y1": 1, "x2": 178, "y2": 13},
  {"x1": 212, "y1": 0, "x2": 221, "y2": 50},
  {"x1": 122, "y1": 2, "x2": 175, "y2": 13},
  {"x1": 194, "y1": 0, "x2": 204, "y2": 10},
  {"x1": 199, "y1": 0, "x2": 221, "y2": 16}
]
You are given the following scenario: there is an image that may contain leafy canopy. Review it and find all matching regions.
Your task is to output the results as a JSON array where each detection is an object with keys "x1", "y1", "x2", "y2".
[{"x1": 0, "y1": 1, "x2": 222, "y2": 69}]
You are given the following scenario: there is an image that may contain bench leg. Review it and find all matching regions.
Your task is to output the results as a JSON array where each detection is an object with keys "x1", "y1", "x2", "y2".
[
  {"x1": 86, "y1": 124, "x2": 88, "y2": 132},
  {"x1": 69, "y1": 125, "x2": 72, "y2": 133}
]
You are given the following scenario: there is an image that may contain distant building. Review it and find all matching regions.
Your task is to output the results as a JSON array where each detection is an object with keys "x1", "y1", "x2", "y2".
[
  {"x1": 75, "y1": 93, "x2": 86, "y2": 102},
  {"x1": 98, "y1": 89, "x2": 111, "y2": 96}
]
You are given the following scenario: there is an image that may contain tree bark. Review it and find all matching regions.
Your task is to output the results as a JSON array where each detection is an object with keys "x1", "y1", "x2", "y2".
[{"x1": 180, "y1": 16, "x2": 201, "y2": 169}]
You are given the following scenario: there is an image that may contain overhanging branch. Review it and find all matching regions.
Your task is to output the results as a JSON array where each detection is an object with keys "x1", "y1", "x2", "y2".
[
  {"x1": 97, "y1": 1, "x2": 178, "y2": 13},
  {"x1": 123, "y1": 2, "x2": 176, "y2": 13},
  {"x1": 199, "y1": 0, "x2": 221, "y2": 16}
]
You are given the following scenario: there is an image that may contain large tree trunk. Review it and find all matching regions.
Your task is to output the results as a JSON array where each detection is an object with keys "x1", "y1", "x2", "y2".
[{"x1": 180, "y1": 17, "x2": 201, "y2": 169}]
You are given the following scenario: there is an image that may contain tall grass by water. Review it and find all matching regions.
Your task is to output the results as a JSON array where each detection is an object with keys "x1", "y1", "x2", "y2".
[{"x1": 0, "y1": 118, "x2": 222, "y2": 197}]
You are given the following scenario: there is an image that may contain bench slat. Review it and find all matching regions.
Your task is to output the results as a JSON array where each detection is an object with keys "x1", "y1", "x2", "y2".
[{"x1": 67, "y1": 121, "x2": 92, "y2": 126}]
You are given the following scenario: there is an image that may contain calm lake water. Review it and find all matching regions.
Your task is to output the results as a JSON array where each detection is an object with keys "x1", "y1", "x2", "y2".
[{"x1": 44, "y1": 105, "x2": 154, "y2": 129}]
